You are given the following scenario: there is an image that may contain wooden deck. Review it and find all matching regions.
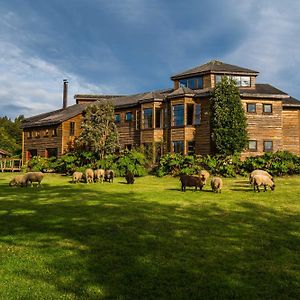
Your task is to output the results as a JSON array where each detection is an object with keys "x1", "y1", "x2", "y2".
[{"x1": 0, "y1": 159, "x2": 22, "y2": 172}]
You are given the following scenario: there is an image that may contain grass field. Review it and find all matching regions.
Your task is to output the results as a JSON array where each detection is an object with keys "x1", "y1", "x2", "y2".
[{"x1": 0, "y1": 173, "x2": 299, "y2": 299}]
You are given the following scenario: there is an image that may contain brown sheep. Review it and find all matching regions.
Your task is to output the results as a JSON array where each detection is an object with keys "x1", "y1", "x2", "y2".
[
  {"x1": 249, "y1": 169, "x2": 273, "y2": 184},
  {"x1": 94, "y1": 169, "x2": 105, "y2": 183},
  {"x1": 125, "y1": 171, "x2": 135, "y2": 184},
  {"x1": 72, "y1": 171, "x2": 83, "y2": 183},
  {"x1": 9, "y1": 175, "x2": 26, "y2": 187},
  {"x1": 253, "y1": 174, "x2": 275, "y2": 192},
  {"x1": 104, "y1": 170, "x2": 114, "y2": 183},
  {"x1": 180, "y1": 174, "x2": 204, "y2": 192},
  {"x1": 24, "y1": 172, "x2": 44, "y2": 187},
  {"x1": 211, "y1": 177, "x2": 223, "y2": 193},
  {"x1": 85, "y1": 168, "x2": 94, "y2": 183},
  {"x1": 199, "y1": 170, "x2": 210, "y2": 185}
]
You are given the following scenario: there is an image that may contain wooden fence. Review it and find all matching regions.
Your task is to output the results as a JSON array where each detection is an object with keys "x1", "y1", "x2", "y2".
[{"x1": 0, "y1": 159, "x2": 22, "y2": 172}]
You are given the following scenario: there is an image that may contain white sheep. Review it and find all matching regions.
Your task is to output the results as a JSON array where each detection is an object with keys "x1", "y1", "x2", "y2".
[
  {"x1": 24, "y1": 172, "x2": 44, "y2": 187},
  {"x1": 9, "y1": 175, "x2": 26, "y2": 187},
  {"x1": 85, "y1": 168, "x2": 94, "y2": 183},
  {"x1": 253, "y1": 174, "x2": 275, "y2": 192},
  {"x1": 72, "y1": 171, "x2": 83, "y2": 183},
  {"x1": 199, "y1": 170, "x2": 210, "y2": 185},
  {"x1": 211, "y1": 177, "x2": 223, "y2": 193},
  {"x1": 94, "y1": 169, "x2": 105, "y2": 183},
  {"x1": 249, "y1": 169, "x2": 273, "y2": 184}
]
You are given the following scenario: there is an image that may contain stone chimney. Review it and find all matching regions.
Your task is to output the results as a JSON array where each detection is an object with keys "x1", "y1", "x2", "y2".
[{"x1": 63, "y1": 79, "x2": 68, "y2": 109}]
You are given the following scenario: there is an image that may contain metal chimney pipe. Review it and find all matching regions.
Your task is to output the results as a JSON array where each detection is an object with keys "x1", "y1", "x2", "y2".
[{"x1": 63, "y1": 79, "x2": 68, "y2": 109}]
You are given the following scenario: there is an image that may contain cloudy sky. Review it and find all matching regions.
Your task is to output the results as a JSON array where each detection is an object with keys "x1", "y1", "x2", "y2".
[{"x1": 1, "y1": 0, "x2": 300, "y2": 118}]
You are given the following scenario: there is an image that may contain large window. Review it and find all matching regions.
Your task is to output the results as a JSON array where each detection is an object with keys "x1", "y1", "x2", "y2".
[
  {"x1": 179, "y1": 77, "x2": 203, "y2": 89},
  {"x1": 173, "y1": 141, "x2": 184, "y2": 154},
  {"x1": 247, "y1": 103, "x2": 256, "y2": 113},
  {"x1": 143, "y1": 108, "x2": 153, "y2": 129},
  {"x1": 216, "y1": 75, "x2": 251, "y2": 87},
  {"x1": 70, "y1": 122, "x2": 75, "y2": 136},
  {"x1": 263, "y1": 104, "x2": 272, "y2": 114},
  {"x1": 264, "y1": 141, "x2": 273, "y2": 152},
  {"x1": 155, "y1": 108, "x2": 161, "y2": 128},
  {"x1": 248, "y1": 140, "x2": 257, "y2": 151},
  {"x1": 195, "y1": 104, "x2": 201, "y2": 125},
  {"x1": 173, "y1": 104, "x2": 184, "y2": 126}
]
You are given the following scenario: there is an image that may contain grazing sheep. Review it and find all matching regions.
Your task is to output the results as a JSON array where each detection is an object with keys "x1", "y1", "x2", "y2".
[
  {"x1": 253, "y1": 174, "x2": 275, "y2": 192},
  {"x1": 211, "y1": 177, "x2": 223, "y2": 193},
  {"x1": 199, "y1": 170, "x2": 210, "y2": 185},
  {"x1": 9, "y1": 175, "x2": 26, "y2": 187},
  {"x1": 125, "y1": 171, "x2": 135, "y2": 184},
  {"x1": 85, "y1": 168, "x2": 94, "y2": 183},
  {"x1": 24, "y1": 172, "x2": 44, "y2": 187},
  {"x1": 180, "y1": 174, "x2": 204, "y2": 192},
  {"x1": 249, "y1": 169, "x2": 273, "y2": 184},
  {"x1": 94, "y1": 169, "x2": 105, "y2": 183},
  {"x1": 72, "y1": 171, "x2": 83, "y2": 183},
  {"x1": 104, "y1": 170, "x2": 114, "y2": 183}
]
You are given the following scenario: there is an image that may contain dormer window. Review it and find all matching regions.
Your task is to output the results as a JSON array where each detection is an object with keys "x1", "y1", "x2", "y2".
[
  {"x1": 179, "y1": 77, "x2": 203, "y2": 90},
  {"x1": 216, "y1": 75, "x2": 251, "y2": 87}
]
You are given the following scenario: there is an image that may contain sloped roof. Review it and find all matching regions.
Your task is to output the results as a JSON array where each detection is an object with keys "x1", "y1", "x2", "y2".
[
  {"x1": 240, "y1": 84, "x2": 288, "y2": 98},
  {"x1": 167, "y1": 87, "x2": 195, "y2": 98},
  {"x1": 171, "y1": 60, "x2": 259, "y2": 80},
  {"x1": 282, "y1": 96, "x2": 300, "y2": 107}
]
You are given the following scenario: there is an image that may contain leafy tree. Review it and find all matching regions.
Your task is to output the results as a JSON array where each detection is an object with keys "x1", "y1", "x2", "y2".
[
  {"x1": 75, "y1": 101, "x2": 119, "y2": 159},
  {"x1": 210, "y1": 77, "x2": 248, "y2": 155}
]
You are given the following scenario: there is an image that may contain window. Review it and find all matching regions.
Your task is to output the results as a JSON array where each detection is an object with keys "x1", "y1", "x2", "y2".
[
  {"x1": 70, "y1": 122, "x2": 75, "y2": 136},
  {"x1": 27, "y1": 149, "x2": 37, "y2": 160},
  {"x1": 46, "y1": 148, "x2": 58, "y2": 158},
  {"x1": 35, "y1": 131, "x2": 40, "y2": 138},
  {"x1": 155, "y1": 108, "x2": 162, "y2": 128},
  {"x1": 247, "y1": 103, "x2": 256, "y2": 113},
  {"x1": 187, "y1": 141, "x2": 195, "y2": 155},
  {"x1": 173, "y1": 104, "x2": 184, "y2": 126},
  {"x1": 248, "y1": 140, "x2": 257, "y2": 151},
  {"x1": 173, "y1": 141, "x2": 184, "y2": 154},
  {"x1": 115, "y1": 114, "x2": 120, "y2": 123},
  {"x1": 264, "y1": 141, "x2": 273, "y2": 152},
  {"x1": 195, "y1": 104, "x2": 201, "y2": 125},
  {"x1": 164, "y1": 107, "x2": 168, "y2": 128},
  {"x1": 216, "y1": 75, "x2": 251, "y2": 87},
  {"x1": 143, "y1": 108, "x2": 153, "y2": 129},
  {"x1": 44, "y1": 129, "x2": 49, "y2": 137},
  {"x1": 52, "y1": 128, "x2": 58, "y2": 137},
  {"x1": 179, "y1": 77, "x2": 203, "y2": 89},
  {"x1": 27, "y1": 131, "x2": 32, "y2": 139},
  {"x1": 125, "y1": 112, "x2": 133, "y2": 122},
  {"x1": 263, "y1": 104, "x2": 272, "y2": 114},
  {"x1": 187, "y1": 104, "x2": 194, "y2": 126}
]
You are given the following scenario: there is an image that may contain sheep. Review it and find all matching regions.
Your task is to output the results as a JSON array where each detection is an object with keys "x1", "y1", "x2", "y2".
[
  {"x1": 198, "y1": 170, "x2": 210, "y2": 185},
  {"x1": 94, "y1": 169, "x2": 105, "y2": 183},
  {"x1": 104, "y1": 170, "x2": 114, "y2": 183},
  {"x1": 23, "y1": 172, "x2": 44, "y2": 187},
  {"x1": 125, "y1": 171, "x2": 135, "y2": 184},
  {"x1": 180, "y1": 174, "x2": 204, "y2": 192},
  {"x1": 85, "y1": 168, "x2": 94, "y2": 183},
  {"x1": 72, "y1": 171, "x2": 83, "y2": 183},
  {"x1": 253, "y1": 174, "x2": 275, "y2": 192},
  {"x1": 211, "y1": 177, "x2": 223, "y2": 193},
  {"x1": 9, "y1": 175, "x2": 26, "y2": 187},
  {"x1": 249, "y1": 169, "x2": 273, "y2": 185}
]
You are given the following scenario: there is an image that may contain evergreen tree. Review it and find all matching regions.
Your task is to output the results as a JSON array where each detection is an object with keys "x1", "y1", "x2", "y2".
[
  {"x1": 75, "y1": 101, "x2": 119, "y2": 159},
  {"x1": 210, "y1": 77, "x2": 248, "y2": 155}
]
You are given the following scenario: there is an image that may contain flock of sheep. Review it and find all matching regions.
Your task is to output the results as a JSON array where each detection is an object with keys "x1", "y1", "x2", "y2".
[{"x1": 8, "y1": 168, "x2": 274, "y2": 193}]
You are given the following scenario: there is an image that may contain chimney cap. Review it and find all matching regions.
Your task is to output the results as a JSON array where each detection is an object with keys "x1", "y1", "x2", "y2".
[{"x1": 63, "y1": 79, "x2": 68, "y2": 83}]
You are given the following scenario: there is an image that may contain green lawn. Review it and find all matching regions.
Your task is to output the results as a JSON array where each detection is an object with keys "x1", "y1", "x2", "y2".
[{"x1": 0, "y1": 173, "x2": 299, "y2": 299}]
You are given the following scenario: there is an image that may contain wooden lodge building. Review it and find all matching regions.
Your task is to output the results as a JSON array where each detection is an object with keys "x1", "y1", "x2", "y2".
[{"x1": 22, "y1": 60, "x2": 300, "y2": 163}]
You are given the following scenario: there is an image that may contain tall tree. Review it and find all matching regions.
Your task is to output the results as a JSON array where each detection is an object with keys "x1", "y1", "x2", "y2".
[
  {"x1": 75, "y1": 101, "x2": 119, "y2": 159},
  {"x1": 210, "y1": 77, "x2": 248, "y2": 155}
]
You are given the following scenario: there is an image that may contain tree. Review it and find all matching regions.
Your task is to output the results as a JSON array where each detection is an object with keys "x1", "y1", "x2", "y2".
[
  {"x1": 210, "y1": 77, "x2": 248, "y2": 155},
  {"x1": 75, "y1": 101, "x2": 119, "y2": 159}
]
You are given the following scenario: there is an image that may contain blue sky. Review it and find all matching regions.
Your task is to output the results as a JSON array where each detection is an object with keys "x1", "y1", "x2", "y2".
[{"x1": 0, "y1": 0, "x2": 300, "y2": 118}]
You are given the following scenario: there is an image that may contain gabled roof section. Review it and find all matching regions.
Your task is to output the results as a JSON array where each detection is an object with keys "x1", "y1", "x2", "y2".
[
  {"x1": 171, "y1": 60, "x2": 259, "y2": 80},
  {"x1": 139, "y1": 91, "x2": 165, "y2": 102},
  {"x1": 22, "y1": 104, "x2": 88, "y2": 129},
  {"x1": 167, "y1": 87, "x2": 195, "y2": 98}
]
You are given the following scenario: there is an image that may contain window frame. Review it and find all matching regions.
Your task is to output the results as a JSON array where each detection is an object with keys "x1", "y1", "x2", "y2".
[
  {"x1": 263, "y1": 140, "x2": 273, "y2": 152},
  {"x1": 115, "y1": 114, "x2": 121, "y2": 123},
  {"x1": 247, "y1": 103, "x2": 256, "y2": 113},
  {"x1": 248, "y1": 140, "x2": 257, "y2": 151},
  {"x1": 263, "y1": 103, "x2": 273, "y2": 114},
  {"x1": 194, "y1": 103, "x2": 201, "y2": 125},
  {"x1": 70, "y1": 122, "x2": 75, "y2": 136},
  {"x1": 125, "y1": 112, "x2": 133, "y2": 122},
  {"x1": 155, "y1": 108, "x2": 162, "y2": 128},
  {"x1": 143, "y1": 108, "x2": 153, "y2": 129},
  {"x1": 172, "y1": 104, "x2": 184, "y2": 127},
  {"x1": 173, "y1": 140, "x2": 184, "y2": 154},
  {"x1": 187, "y1": 141, "x2": 195, "y2": 155},
  {"x1": 187, "y1": 103, "x2": 194, "y2": 126}
]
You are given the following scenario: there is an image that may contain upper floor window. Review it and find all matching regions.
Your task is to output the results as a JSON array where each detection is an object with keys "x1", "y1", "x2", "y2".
[
  {"x1": 173, "y1": 141, "x2": 184, "y2": 154},
  {"x1": 216, "y1": 75, "x2": 251, "y2": 87},
  {"x1": 264, "y1": 140, "x2": 273, "y2": 152},
  {"x1": 70, "y1": 122, "x2": 75, "y2": 136},
  {"x1": 155, "y1": 108, "x2": 161, "y2": 128},
  {"x1": 44, "y1": 129, "x2": 49, "y2": 137},
  {"x1": 115, "y1": 114, "x2": 120, "y2": 123},
  {"x1": 179, "y1": 77, "x2": 203, "y2": 90},
  {"x1": 187, "y1": 104, "x2": 194, "y2": 126},
  {"x1": 247, "y1": 103, "x2": 256, "y2": 113},
  {"x1": 52, "y1": 128, "x2": 58, "y2": 137},
  {"x1": 125, "y1": 112, "x2": 133, "y2": 122},
  {"x1": 173, "y1": 104, "x2": 184, "y2": 126},
  {"x1": 263, "y1": 104, "x2": 272, "y2": 114},
  {"x1": 143, "y1": 108, "x2": 153, "y2": 129},
  {"x1": 27, "y1": 131, "x2": 32, "y2": 139},
  {"x1": 195, "y1": 104, "x2": 201, "y2": 125},
  {"x1": 248, "y1": 140, "x2": 257, "y2": 151},
  {"x1": 35, "y1": 131, "x2": 40, "y2": 138}
]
